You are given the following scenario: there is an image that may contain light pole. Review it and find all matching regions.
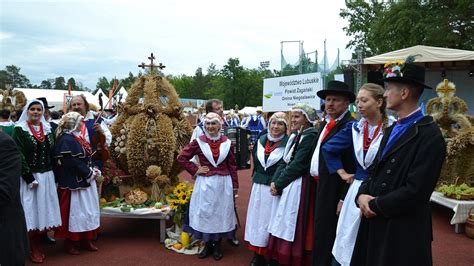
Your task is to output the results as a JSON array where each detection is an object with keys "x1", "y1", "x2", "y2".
[{"x1": 260, "y1": 61, "x2": 270, "y2": 78}]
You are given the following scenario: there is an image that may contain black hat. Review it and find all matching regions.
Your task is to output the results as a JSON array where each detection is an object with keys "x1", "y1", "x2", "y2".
[
  {"x1": 317, "y1": 80, "x2": 356, "y2": 103},
  {"x1": 36, "y1": 97, "x2": 55, "y2": 109},
  {"x1": 382, "y1": 55, "x2": 432, "y2": 89}
]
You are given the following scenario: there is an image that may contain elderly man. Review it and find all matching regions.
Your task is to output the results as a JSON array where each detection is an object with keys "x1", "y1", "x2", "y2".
[
  {"x1": 351, "y1": 57, "x2": 446, "y2": 266},
  {"x1": 309, "y1": 80, "x2": 356, "y2": 265},
  {"x1": 68, "y1": 95, "x2": 112, "y2": 168}
]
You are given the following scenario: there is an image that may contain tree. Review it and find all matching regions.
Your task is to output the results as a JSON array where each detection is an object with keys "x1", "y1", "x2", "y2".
[
  {"x1": 340, "y1": 0, "x2": 474, "y2": 56},
  {"x1": 0, "y1": 65, "x2": 31, "y2": 88},
  {"x1": 96, "y1": 76, "x2": 110, "y2": 95},
  {"x1": 40, "y1": 80, "x2": 52, "y2": 90},
  {"x1": 120, "y1": 72, "x2": 136, "y2": 91},
  {"x1": 53, "y1": 76, "x2": 66, "y2": 90},
  {"x1": 67, "y1": 77, "x2": 81, "y2": 91}
]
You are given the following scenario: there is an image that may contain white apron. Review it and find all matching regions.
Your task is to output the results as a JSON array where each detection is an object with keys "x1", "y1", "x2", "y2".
[
  {"x1": 69, "y1": 179, "x2": 100, "y2": 232},
  {"x1": 332, "y1": 119, "x2": 385, "y2": 265},
  {"x1": 20, "y1": 171, "x2": 62, "y2": 231},
  {"x1": 245, "y1": 139, "x2": 285, "y2": 246},
  {"x1": 245, "y1": 183, "x2": 274, "y2": 247},
  {"x1": 189, "y1": 174, "x2": 236, "y2": 233},
  {"x1": 267, "y1": 133, "x2": 304, "y2": 242},
  {"x1": 332, "y1": 179, "x2": 362, "y2": 266}
]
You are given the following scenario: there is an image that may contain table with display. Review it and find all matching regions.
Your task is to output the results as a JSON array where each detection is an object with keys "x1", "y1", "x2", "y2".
[
  {"x1": 430, "y1": 191, "x2": 474, "y2": 233},
  {"x1": 100, "y1": 207, "x2": 171, "y2": 243}
]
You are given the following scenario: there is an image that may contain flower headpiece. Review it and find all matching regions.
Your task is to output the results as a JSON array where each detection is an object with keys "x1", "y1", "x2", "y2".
[{"x1": 383, "y1": 55, "x2": 419, "y2": 79}]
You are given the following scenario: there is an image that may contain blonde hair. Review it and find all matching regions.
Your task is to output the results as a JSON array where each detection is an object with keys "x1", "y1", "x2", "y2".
[{"x1": 359, "y1": 83, "x2": 388, "y2": 129}]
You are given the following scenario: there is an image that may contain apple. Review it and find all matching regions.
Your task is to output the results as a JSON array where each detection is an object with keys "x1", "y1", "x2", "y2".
[{"x1": 154, "y1": 202, "x2": 163, "y2": 209}]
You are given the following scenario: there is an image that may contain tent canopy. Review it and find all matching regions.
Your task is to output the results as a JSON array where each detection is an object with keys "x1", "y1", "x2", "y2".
[{"x1": 364, "y1": 45, "x2": 474, "y2": 64}]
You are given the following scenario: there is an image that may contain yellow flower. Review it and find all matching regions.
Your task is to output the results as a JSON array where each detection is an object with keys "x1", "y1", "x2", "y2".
[
  {"x1": 177, "y1": 182, "x2": 187, "y2": 190},
  {"x1": 384, "y1": 61, "x2": 393, "y2": 68},
  {"x1": 396, "y1": 60, "x2": 404, "y2": 65}
]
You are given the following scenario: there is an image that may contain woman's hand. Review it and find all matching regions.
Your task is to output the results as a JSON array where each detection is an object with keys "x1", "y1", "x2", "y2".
[
  {"x1": 270, "y1": 182, "x2": 279, "y2": 196},
  {"x1": 196, "y1": 166, "x2": 209, "y2": 175},
  {"x1": 337, "y1": 169, "x2": 354, "y2": 184},
  {"x1": 29, "y1": 181, "x2": 39, "y2": 189}
]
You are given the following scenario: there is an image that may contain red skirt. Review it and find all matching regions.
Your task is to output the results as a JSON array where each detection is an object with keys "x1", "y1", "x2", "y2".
[{"x1": 55, "y1": 188, "x2": 99, "y2": 241}]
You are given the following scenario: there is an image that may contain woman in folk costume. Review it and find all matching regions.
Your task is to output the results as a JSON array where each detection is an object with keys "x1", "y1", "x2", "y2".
[
  {"x1": 177, "y1": 112, "x2": 238, "y2": 261},
  {"x1": 322, "y1": 83, "x2": 391, "y2": 266},
  {"x1": 266, "y1": 103, "x2": 319, "y2": 266},
  {"x1": 12, "y1": 99, "x2": 62, "y2": 264},
  {"x1": 53, "y1": 112, "x2": 101, "y2": 255},
  {"x1": 245, "y1": 112, "x2": 289, "y2": 266}
]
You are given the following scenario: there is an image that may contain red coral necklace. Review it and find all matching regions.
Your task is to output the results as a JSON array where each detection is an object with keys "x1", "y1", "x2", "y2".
[
  {"x1": 27, "y1": 121, "x2": 45, "y2": 143},
  {"x1": 363, "y1": 120, "x2": 382, "y2": 151}
]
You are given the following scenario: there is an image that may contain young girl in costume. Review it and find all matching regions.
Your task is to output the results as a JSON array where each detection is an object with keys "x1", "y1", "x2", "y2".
[
  {"x1": 322, "y1": 83, "x2": 391, "y2": 266},
  {"x1": 12, "y1": 99, "x2": 62, "y2": 263}
]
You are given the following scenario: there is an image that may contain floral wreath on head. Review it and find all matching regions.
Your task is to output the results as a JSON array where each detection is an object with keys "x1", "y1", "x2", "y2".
[
  {"x1": 383, "y1": 59, "x2": 405, "y2": 78},
  {"x1": 383, "y1": 55, "x2": 419, "y2": 79}
]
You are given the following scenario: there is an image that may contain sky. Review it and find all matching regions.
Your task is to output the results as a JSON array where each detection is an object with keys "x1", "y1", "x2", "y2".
[{"x1": 0, "y1": 0, "x2": 354, "y2": 90}]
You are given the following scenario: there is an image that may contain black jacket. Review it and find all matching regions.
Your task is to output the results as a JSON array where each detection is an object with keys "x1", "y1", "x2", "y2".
[
  {"x1": 352, "y1": 116, "x2": 446, "y2": 266},
  {"x1": 0, "y1": 132, "x2": 29, "y2": 265}
]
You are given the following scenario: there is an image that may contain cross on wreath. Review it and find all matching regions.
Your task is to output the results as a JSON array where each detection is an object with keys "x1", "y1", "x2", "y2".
[{"x1": 138, "y1": 52, "x2": 166, "y2": 73}]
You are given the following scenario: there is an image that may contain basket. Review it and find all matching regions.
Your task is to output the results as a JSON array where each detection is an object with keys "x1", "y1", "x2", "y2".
[{"x1": 466, "y1": 207, "x2": 474, "y2": 239}]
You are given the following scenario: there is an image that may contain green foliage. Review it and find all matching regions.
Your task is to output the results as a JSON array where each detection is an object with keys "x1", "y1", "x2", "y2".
[
  {"x1": 340, "y1": 0, "x2": 474, "y2": 57},
  {"x1": 0, "y1": 65, "x2": 31, "y2": 89},
  {"x1": 54, "y1": 76, "x2": 66, "y2": 90}
]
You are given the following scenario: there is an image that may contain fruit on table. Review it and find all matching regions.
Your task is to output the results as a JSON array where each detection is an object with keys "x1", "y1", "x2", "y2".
[
  {"x1": 99, "y1": 198, "x2": 107, "y2": 205},
  {"x1": 173, "y1": 243, "x2": 183, "y2": 250},
  {"x1": 164, "y1": 238, "x2": 172, "y2": 245},
  {"x1": 154, "y1": 202, "x2": 163, "y2": 208}
]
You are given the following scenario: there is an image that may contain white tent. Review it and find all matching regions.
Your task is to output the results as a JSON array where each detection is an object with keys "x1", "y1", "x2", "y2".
[
  {"x1": 363, "y1": 45, "x2": 474, "y2": 114},
  {"x1": 364, "y1": 45, "x2": 474, "y2": 64},
  {"x1": 15, "y1": 88, "x2": 103, "y2": 111},
  {"x1": 239, "y1": 106, "x2": 263, "y2": 115}
]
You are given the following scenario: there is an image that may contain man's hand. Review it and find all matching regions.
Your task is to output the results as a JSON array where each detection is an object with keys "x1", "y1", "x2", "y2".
[
  {"x1": 357, "y1": 194, "x2": 377, "y2": 218},
  {"x1": 196, "y1": 166, "x2": 209, "y2": 175},
  {"x1": 337, "y1": 169, "x2": 354, "y2": 184},
  {"x1": 92, "y1": 123, "x2": 104, "y2": 135}
]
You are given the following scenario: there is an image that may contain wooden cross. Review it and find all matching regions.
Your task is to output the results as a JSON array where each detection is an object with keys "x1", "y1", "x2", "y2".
[{"x1": 138, "y1": 52, "x2": 166, "y2": 72}]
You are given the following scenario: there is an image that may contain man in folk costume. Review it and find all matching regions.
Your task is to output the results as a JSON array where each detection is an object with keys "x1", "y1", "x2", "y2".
[
  {"x1": 245, "y1": 109, "x2": 267, "y2": 145},
  {"x1": 245, "y1": 112, "x2": 289, "y2": 266},
  {"x1": 309, "y1": 80, "x2": 356, "y2": 265},
  {"x1": 351, "y1": 56, "x2": 446, "y2": 266},
  {"x1": 177, "y1": 112, "x2": 238, "y2": 261},
  {"x1": 53, "y1": 112, "x2": 101, "y2": 254},
  {"x1": 12, "y1": 99, "x2": 62, "y2": 263},
  {"x1": 266, "y1": 103, "x2": 319, "y2": 266},
  {"x1": 68, "y1": 95, "x2": 112, "y2": 169}
]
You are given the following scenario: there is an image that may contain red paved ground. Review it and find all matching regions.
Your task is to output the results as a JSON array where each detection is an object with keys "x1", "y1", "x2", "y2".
[{"x1": 29, "y1": 167, "x2": 473, "y2": 266}]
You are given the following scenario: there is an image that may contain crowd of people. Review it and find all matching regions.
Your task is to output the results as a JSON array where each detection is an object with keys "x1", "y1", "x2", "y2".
[
  {"x1": 0, "y1": 59, "x2": 447, "y2": 266},
  {"x1": 1, "y1": 95, "x2": 111, "y2": 264}
]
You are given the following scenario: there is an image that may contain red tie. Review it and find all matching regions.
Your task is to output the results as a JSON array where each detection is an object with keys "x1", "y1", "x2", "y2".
[{"x1": 321, "y1": 119, "x2": 336, "y2": 141}]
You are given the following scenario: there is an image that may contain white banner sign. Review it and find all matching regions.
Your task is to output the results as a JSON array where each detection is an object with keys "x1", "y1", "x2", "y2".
[{"x1": 263, "y1": 72, "x2": 322, "y2": 112}]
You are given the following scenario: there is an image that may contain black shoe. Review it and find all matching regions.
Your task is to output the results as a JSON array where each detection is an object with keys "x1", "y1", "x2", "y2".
[
  {"x1": 227, "y1": 238, "x2": 240, "y2": 247},
  {"x1": 41, "y1": 234, "x2": 56, "y2": 245},
  {"x1": 198, "y1": 241, "x2": 213, "y2": 259},
  {"x1": 250, "y1": 253, "x2": 265, "y2": 266},
  {"x1": 212, "y1": 240, "x2": 223, "y2": 261}
]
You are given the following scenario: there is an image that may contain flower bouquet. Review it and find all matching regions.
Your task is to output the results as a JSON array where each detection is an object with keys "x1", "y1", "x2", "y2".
[{"x1": 166, "y1": 181, "x2": 193, "y2": 228}]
